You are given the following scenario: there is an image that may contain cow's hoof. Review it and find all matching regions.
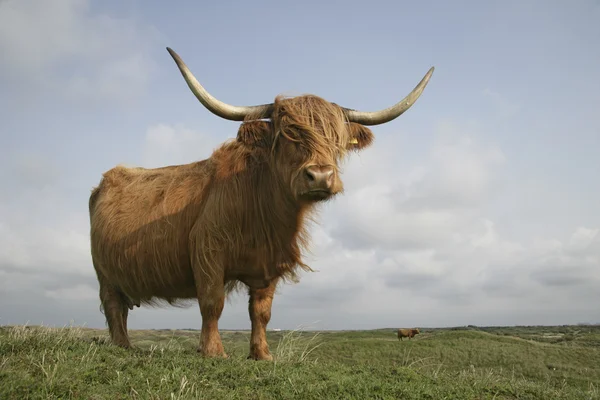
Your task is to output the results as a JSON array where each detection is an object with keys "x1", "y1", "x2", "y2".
[
  {"x1": 247, "y1": 352, "x2": 273, "y2": 361},
  {"x1": 197, "y1": 347, "x2": 228, "y2": 359},
  {"x1": 113, "y1": 340, "x2": 132, "y2": 349}
]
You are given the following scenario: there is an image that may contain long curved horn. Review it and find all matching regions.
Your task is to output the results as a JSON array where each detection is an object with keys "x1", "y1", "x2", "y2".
[
  {"x1": 342, "y1": 67, "x2": 435, "y2": 126},
  {"x1": 166, "y1": 47, "x2": 273, "y2": 121}
]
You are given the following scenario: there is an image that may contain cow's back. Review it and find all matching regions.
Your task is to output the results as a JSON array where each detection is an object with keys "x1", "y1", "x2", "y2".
[{"x1": 89, "y1": 162, "x2": 210, "y2": 301}]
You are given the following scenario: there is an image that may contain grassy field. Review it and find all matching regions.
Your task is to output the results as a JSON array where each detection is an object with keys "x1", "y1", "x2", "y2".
[{"x1": 1, "y1": 324, "x2": 599, "y2": 399}]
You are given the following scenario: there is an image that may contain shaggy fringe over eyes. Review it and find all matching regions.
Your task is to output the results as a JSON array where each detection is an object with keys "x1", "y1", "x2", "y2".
[{"x1": 269, "y1": 95, "x2": 351, "y2": 161}]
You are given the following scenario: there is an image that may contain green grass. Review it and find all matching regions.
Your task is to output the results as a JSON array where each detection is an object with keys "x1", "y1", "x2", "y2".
[{"x1": 1, "y1": 324, "x2": 599, "y2": 399}]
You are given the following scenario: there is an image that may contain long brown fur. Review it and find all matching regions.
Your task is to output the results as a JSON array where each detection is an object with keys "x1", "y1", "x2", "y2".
[
  {"x1": 89, "y1": 94, "x2": 375, "y2": 357},
  {"x1": 397, "y1": 328, "x2": 420, "y2": 341}
]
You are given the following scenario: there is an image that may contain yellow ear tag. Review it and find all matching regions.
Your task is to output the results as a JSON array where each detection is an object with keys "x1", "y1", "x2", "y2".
[{"x1": 349, "y1": 138, "x2": 358, "y2": 144}]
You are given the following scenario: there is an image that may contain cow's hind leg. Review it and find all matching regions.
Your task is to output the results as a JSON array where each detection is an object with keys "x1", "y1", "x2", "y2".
[
  {"x1": 99, "y1": 283, "x2": 131, "y2": 348},
  {"x1": 248, "y1": 279, "x2": 278, "y2": 361}
]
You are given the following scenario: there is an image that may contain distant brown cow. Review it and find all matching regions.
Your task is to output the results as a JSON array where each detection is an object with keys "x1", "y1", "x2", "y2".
[
  {"x1": 398, "y1": 328, "x2": 420, "y2": 341},
  {"x1": 89, "y1": 46, "x2": 434, "y2": 361}
]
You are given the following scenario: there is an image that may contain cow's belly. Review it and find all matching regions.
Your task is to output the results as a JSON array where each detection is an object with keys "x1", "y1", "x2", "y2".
[{"x1": 92, "y1": 219, "x2": 196, "y2": 300}]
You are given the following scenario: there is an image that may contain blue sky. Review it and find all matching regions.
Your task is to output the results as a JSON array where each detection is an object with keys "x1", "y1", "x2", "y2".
[{"x1": 1, "y1": 0, "x2": 599, "y2": 330}]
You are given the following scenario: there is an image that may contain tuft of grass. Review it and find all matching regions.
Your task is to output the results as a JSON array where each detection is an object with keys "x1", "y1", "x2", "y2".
[
  {"x1": 1, "y1": 324, "x2": 599, "y2": 399},
  {"x1": 273, "y1": 324, "x2": 323, "y2": 364}
]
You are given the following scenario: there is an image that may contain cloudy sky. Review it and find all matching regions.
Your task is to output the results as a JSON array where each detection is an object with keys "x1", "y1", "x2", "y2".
[{"x1": 1, "y1": 0, "x2": 599, "y2": 331}]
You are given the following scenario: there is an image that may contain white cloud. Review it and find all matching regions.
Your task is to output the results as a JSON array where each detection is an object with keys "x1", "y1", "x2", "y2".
[
  {"x1": 417, "y1": 124, "x2": 506, "y2": 205},
  {"x1": 0, "y1": 151, "x2": 92, "y2": 279},
  {"x1": 285, "y1": 216, "x2": 600, "y2": 328},
  {"x1": 328, "y1": 122, "x2": 506, "y2": 251},
  {"x1": 0, "y1": 210, "x2": 91, "y2": 278},
  {"x1": 567, "y1": 227, "x2": 599, "y2": 253},
  {"x1": 272, "y1": 121, "x2": 600, "y2": 326},
  {"x1": 0, "y1": 0, "x2": 162, "y2": 106},
  {"x1": 142, "y1": 124, "x2": 227, "y2": 168},
  {"x1": 46, "y1": 284, "x2": 98, "y2": 301}
]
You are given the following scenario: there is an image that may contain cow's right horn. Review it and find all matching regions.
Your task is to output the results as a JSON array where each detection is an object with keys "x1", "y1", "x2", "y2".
[{"x1": 167, "y1": 47, "x2": 273, "y2": 121}]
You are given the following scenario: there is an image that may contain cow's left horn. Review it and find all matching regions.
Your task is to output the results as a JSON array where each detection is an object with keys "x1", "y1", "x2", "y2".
[
  {"x1": 167, "y1": 47, "x2": 273, "y2": 121},
  {"x1": 342, "y1": 67, "x2": 435, "y2": 126}
]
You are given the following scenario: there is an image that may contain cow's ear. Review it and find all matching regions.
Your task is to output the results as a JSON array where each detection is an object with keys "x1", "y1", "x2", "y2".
[
  {"x1": 346, "y1": 122, "x2": 374, "y2": 151},
  {"x1": 237, "y1": 121, "x2": 273, "y2": 147}
]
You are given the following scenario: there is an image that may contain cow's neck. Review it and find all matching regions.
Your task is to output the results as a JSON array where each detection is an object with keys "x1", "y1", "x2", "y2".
[
  {"x1": 243, "y1": 164, "x2": 314, "y2": 276},
  {"x1": 206, "y1": 152, "x2": 316, "y2": 283}
]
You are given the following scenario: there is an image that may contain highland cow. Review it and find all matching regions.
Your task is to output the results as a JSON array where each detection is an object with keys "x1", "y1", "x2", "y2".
[
  {"x1": 398, "y1": 328, "x2": 420, "y2": 341},
  {"x1": 89, "y1": 46, "x2": 434, "y2": 360}
]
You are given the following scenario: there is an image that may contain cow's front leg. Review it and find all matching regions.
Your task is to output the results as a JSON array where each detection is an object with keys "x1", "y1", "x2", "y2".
[
  {"x1": 196, "y1": 276, "x2": 227, "y2": 358},
  {"x1": 248, "y1": 278, "x2": 278, "y2": 361}
]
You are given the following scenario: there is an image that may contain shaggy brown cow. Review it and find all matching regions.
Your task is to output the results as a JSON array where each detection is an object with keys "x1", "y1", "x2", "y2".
[
  {"x1": 398, "y1": 328, "x2": 420, "y2": 341},
  {"x1": 89, "y1": 46, "x2": 434, "y2": 360}
]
